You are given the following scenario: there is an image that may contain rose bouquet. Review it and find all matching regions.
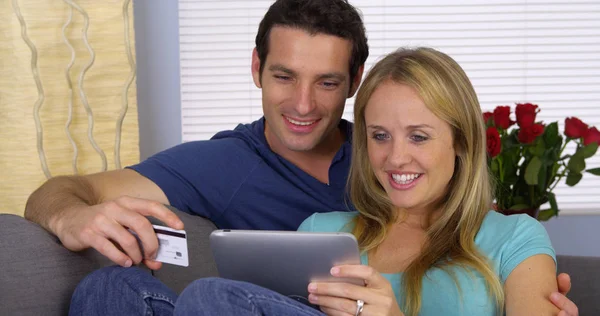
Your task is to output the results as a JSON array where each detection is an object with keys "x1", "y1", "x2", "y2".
[{"x1": 484, "y1": 103, "x2": 600, "y2": 220}]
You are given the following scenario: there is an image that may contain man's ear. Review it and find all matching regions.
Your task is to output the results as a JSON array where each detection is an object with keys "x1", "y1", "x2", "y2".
[
  {"x1": 348, "y1": 64, "x2": 365, "y2": 98},
  {"x1": 251, "y1": 48, "x2": 262, "y2": 88}
]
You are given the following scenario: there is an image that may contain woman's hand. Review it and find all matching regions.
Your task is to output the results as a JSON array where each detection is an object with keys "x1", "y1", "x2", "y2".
[{"x1": 307, "y1": 265, "x2": 404, "y2": 316}]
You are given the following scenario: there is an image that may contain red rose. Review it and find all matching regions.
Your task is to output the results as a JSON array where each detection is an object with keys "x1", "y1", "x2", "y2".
[
  {"x1": 483, "y1": 111, "x2": 494, "y2": 124},
  {"x1": 493, "y1": 106, "x2": 514, "y2": 130},
  {"x1": 486, "y1": 127, "x2": 501, "y2": 157},
  {"x1": 583, "y1": 127, "x2": 600, "y2": 146},
  {"x1": 515, "y1": 103, "x2": 538, "y2": 128},
  {"x1": 518, "y1": 123, "x2": 545, "y2": 144},
  {"x1": 564, "y1": 117, "x2": 589, "y2": 139}
]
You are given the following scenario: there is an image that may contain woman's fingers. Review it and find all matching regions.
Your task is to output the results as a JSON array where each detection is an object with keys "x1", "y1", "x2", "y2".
[
  {"x1": 311, "y1": 294, "x2": 358, "y2": 316},
  {"x1": 331, "y1": 265, "x2": 387, "y2": 288}
]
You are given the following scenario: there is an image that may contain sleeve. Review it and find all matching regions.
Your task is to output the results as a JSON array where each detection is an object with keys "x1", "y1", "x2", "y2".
[
  {"x1": 297, "y1": 213, "x2": 317, "y2": 232},
  {"x1": 128, "y1": 139, "x2": 261, "y2": 221},
  {"x1": 499, "y1": 214, "x2": 557, "y2": 283}
]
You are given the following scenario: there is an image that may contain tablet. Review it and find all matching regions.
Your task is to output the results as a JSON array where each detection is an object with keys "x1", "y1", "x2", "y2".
[{"x1": 209, "y1": 229, "x2": 363, "y2": 301}]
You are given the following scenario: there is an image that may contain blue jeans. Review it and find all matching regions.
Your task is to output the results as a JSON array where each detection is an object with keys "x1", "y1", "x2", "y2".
[
  {"x1": 69, "y1": 266, "x2": 325, "y2": 316},
  {"x1": 69, "y1": 266, "x2": 177, "y2": 316}
]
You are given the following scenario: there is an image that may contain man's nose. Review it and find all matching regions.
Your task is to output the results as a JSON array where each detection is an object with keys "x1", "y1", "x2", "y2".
[{"x1": 293, "y1": 83, "x2": 316, "y2": 116}]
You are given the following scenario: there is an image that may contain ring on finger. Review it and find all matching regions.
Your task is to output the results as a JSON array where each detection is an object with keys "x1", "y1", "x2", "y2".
[{"x1": 355, "y1": 299, "x2": 364, "y2": 316}]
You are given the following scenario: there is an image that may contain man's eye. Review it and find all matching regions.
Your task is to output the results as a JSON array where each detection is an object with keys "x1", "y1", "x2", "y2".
[
  {"x1": 274, "y1": 75, "x2": 291, "y2": 81},
  {"x1": 322, "y1": 81, "x2": 339, "y2": 88}
]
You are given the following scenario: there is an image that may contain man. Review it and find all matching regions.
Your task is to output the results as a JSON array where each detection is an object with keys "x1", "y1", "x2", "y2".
[{"x1": 26, "y1": 0, "x2": 578, "y2": 314}]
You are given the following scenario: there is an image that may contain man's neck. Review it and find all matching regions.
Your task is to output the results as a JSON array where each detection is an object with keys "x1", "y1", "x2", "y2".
[{"x1": 265, "y1": 125, "x2": 345, "y2": 184}]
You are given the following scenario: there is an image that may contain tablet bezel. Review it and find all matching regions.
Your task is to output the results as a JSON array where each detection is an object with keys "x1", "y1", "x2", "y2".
[{"x1": 209, "y1": 229, "x2": 364, "y2": 300}]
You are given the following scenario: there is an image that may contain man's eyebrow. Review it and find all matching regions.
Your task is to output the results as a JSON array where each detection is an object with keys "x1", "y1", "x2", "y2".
[
  {"x1": 318, "y1": 72, "x2": 346, "y2": 81},
  {"x1": 268, "y1": 64, "x2": 296, "y2": 76},
  {"x1": 268, "y1": 64, "x2": 346, "y2": 82}
]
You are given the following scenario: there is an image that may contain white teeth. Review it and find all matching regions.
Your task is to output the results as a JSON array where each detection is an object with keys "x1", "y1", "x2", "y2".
[
  {"x1": 392, "y1": 173, "x2": 421, "y2": 184},
  {"x1": 286, "y1": 117, "x2": 316, "y2": 126}
]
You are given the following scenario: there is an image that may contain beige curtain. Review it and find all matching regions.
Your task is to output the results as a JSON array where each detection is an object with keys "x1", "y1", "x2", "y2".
[{"x1": 0, "y1": 0, "x2": 139, "y2": 216}]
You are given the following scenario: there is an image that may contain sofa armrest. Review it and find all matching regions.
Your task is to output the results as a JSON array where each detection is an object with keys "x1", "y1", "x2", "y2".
[
  {"x1": 0, "y1": 214, "x2": 112, "y2": 315},
  {"x1": 0, "y1": 206, "x2": 218, "y2": 315},
  {"x1": 557, "y1": 255, "x2": 600, "y2": 315}
]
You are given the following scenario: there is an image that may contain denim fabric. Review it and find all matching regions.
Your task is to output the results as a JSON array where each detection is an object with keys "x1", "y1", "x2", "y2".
[
  {"x1": 70, "y1": 268, "x2": 325, "y2": 315},
  {"x1": 174, "y1": 277, "x2": 325, "y2": 316},
  {"x1": 69, "y1": 266, "x2": 177, "y2": 316}
]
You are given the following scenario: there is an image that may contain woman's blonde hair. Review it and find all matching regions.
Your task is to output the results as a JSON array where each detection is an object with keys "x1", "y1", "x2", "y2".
[{"x1": 349, "y1": 47, "x2": 503, "y2": 315}]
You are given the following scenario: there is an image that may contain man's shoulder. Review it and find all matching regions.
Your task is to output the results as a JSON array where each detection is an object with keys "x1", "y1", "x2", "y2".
[
  {"x1": 176, "y1": 137, "x2": 256, "y2": 154},
  {"x1": 169, "y1": 119, "x2": 266, "y2": 158},
  {"x1": 130, "y1": 128, "x2": 265, "y2": 178}
]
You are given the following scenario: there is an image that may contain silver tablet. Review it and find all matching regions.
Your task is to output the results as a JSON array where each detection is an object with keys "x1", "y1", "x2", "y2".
[{"x1": 209, "y1": 229, "x2": 363, "y2": 301}]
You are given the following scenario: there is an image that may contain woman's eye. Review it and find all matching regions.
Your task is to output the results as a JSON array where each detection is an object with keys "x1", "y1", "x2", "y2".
[
  {"x1": 411, "y1": 134, "x2": 428, "y2": 143},
  {"x1": 372, "y1": 133, "x2": 389, "y2": 141}
]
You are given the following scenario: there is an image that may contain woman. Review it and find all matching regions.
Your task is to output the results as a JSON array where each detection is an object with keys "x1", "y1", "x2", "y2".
[
  {"x1": 291, "y1": 47, "x2": 559, "y2": 315},
  {"x1": 176, "y1": 47, "x2": 559, "y2": 316}
]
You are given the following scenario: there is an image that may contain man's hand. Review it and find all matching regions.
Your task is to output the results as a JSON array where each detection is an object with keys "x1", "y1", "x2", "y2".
[
  {"x1": 53, "y1": 196, "x2": 183, "y2": 270},
  {"x1": 551, "y1": 273, "x2": 579, "y2": 316}
]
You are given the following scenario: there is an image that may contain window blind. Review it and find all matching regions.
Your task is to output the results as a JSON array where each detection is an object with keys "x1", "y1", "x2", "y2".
[{"x1": 178, "y1": 0, "x2": 600, "y2": 214}]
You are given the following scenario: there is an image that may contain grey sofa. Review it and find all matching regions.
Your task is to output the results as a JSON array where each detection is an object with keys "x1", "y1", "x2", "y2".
[{"x1": 1, "y1": 207, "x2": 599, "y2": 315}]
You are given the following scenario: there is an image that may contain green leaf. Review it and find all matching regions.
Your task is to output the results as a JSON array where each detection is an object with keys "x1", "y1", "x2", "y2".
[
  {"x1": 550, "y1": 163, "x2": 561, "y2": 182},
  {"x1": 537, "y1": 209, "x2": 557, "y2": 221},
  {"x1": 504, "y1": 173, "x2": 519, "y2": 185},
  {"x1": 586, "y1": 167, "x2": 600, "y2": 176},
  {"x1": 538, "y1": 165, "x2": 548, "y2": 192},
  {"x1": 566, "y1": 172, "x2": 583, "y2": 186},
  {"x1": 543, "y1": 122, "x2": 561, "y2": 147},
  {"x1": 582, "y1": 143, "x2": 599, "y2": 159},
  {"x1": 509, "y1": 204, "x2": 531, "y2": 211},
  {"x1": 529, "y1": 138, "x2": 546, "y2": 157},
  {"x1": 512, "y1": 196, "x2": 527, "y2": 206},
  {"x1": 525, "y1": 157, "x2": 542, "y2": 185},
  {"x1": 567, "y1": 154, "x2": 586, "y2": 173},
  {"x1": 544, "y1": 147, "x2": 560, "y2": 164},
  {"x1": 491, "y1": 158, "x2": 499, "y2": 174},
  {"x1": 547, "y1": 192, "x2": 559, "y2": 214},
  {"x1": 502, "y1": 156, "x2": 518, "y2": 184}
]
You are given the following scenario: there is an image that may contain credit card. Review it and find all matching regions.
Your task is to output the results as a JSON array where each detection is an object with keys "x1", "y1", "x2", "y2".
[{"x1": 153, "y1": 224, "x2": 189, "y2": 267}]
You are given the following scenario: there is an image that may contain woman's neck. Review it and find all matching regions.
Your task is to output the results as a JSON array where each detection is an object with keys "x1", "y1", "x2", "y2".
[{"x1": 393, "y1": 207, "x2": 442, "y2": 230}]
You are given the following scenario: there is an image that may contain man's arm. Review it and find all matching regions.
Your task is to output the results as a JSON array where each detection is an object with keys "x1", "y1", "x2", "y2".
[{"x1": 25, "y1": 169, "x2": 183, "y2": 269}]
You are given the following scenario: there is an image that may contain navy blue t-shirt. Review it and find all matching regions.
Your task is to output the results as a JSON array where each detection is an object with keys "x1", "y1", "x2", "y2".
[{"x1": 129, "y1": 117, "x2": 354, "y2": 230}]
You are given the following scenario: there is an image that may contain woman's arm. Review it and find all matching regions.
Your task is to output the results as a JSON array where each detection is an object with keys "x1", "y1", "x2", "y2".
[{"x1": 505, "y1": 254, "x2": 560, "y2": 315}]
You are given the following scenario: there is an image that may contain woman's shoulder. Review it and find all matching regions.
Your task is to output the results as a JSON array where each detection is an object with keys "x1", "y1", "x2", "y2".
[
  {"x1": 476, "y1": 211, "x2": 548, "y2": 247},
  {"x1": 476, "y1": 211, "x2": 555, "y2": 281},
  {"x1": 297, "y1": 211, "x2": 359, "y2": 233},
  {"x1": 479, "y1": 211, "x2": 545, "y2": 238}
]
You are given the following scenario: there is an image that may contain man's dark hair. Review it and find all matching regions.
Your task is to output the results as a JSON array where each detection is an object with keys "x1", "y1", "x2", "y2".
[{"x1": 255, "y1": 0, "x2": 369, "y2": 85}]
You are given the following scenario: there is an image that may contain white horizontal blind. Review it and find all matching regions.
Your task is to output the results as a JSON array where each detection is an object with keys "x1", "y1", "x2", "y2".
[{"x1": 178, "y1": 0, "x2": 600, "y2": 214}]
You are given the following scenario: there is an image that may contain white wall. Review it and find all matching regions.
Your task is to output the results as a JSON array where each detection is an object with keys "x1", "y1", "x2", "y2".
[
  {"x1": 132, "y1": 0, "x2": 599, "y2": 257},
  {"x1": 133, "y1": 0, "x2": 182, "y2": 160}
]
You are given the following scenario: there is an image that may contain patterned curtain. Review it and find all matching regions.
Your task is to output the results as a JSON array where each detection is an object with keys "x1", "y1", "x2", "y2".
[{"x1": 0, "y1": 0, "x2": 139, "y2": 216}]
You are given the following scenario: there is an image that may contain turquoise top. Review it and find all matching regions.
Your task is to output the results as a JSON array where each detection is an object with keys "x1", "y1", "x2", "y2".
[{"x1": 297, "y1": 211, "x2": 556, "y2": 315}]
